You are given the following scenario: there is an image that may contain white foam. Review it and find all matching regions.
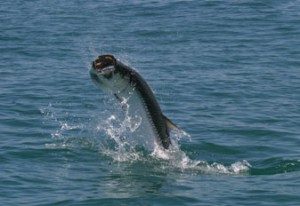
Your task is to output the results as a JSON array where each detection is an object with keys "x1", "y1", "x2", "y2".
[{"x1": 230, "y1": 160, "x2": 252, "y2": 174}]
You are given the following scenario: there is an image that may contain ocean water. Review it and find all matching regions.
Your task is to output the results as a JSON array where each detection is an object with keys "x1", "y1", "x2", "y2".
[{"x1": 1, "y1": 0, "x2": 300, "y2": 205}]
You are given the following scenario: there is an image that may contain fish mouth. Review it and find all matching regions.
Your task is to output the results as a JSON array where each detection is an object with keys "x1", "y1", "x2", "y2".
[{"x1": 92, "y1": 55, "x2": 116, "y2": 73}]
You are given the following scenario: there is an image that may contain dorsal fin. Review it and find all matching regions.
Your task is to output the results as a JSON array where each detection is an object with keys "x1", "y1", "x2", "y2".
[
  {"x1": 162, "y1": 114, "x2": 181, "y2": 132},
  {"x1": 162, "y1": 114, "x2": 190, "y2": 138}
]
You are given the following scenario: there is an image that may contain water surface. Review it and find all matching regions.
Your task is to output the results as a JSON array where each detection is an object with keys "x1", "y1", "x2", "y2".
[{"x1": 1, "y1": 0, "x2": 300, "y2": 205}]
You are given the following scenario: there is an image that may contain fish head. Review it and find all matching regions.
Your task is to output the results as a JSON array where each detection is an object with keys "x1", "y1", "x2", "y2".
[
  {"x1": 90, "y1": 55, "x2": 130, "y2": 94},
  {"x1": 91, "y1": 55, "x2": 116, "y2": 78}
]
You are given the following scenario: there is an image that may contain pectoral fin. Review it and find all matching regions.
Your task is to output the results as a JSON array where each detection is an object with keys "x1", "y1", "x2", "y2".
[
  {"x1": 114, "y1": 93, "x2": 122, "y2": 103},
  {"x1": 114, "y1": 93, "x2": 128, "y2": 111}
]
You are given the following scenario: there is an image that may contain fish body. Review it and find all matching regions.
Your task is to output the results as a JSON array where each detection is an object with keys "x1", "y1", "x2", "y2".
[{"x1": 90, "y1": 55, "x2": 175, "y2": 149}]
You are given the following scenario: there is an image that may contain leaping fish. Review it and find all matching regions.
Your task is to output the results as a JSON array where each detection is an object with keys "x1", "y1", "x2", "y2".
[{"x1": 90, "y1": 55, "x2": 181, "y2": 149}]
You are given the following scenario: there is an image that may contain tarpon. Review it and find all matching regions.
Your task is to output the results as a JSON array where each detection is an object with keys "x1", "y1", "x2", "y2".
[{"x1": 90, "y1": 55, "x2": 182, "y2": 150}]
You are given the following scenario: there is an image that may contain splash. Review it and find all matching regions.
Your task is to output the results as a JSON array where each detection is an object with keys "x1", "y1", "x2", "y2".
[
  {"x1": 41, "y1": 101, "x2": 251, "y2": 175},
  {"x1": 96, "y1": 113, "x2": 143, "y2": 162},
  {"x1": 150, "y1": 140, "x2": 251, "y2": 175},
  {"x1": 92, "y1": 101, "x2": 251, "y2": 175}
]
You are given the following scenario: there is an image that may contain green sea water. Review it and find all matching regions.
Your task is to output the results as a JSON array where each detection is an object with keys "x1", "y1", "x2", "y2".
[{"x1": 1, "y1": 0, "x2": 300, "y2": 205}]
